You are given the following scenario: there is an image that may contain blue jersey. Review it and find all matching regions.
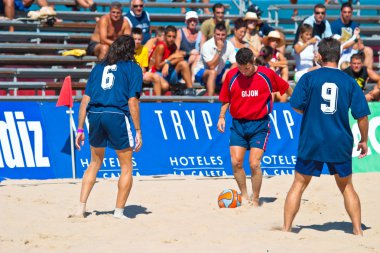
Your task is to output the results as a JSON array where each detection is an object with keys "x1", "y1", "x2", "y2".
[
  {"x1": 0, "y1": 0, "x2": 29, "y2": 12},
  {"x1": 290, "y1": 67, "x2": 370, "y2": 162},
  {"x1": 85, "y1": 60, "x2": 143, "y2": 115},
  {"x1": 125, "y1": 10, "x2": 151, "y2": 44},
  {"x1": 331, "y1": 18, "x2": 359, "y2": 36}
]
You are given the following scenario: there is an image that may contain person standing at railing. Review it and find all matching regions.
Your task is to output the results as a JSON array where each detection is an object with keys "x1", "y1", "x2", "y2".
[
  {"x1": 86, "y1": 1, "x2": 131, "y2": 60},
  {"x1": 72, "y1": 35, "x2": 143, "y2": 219},
  {"x1": 125, "y1": 0, "x2": 151, "y2": 45}
]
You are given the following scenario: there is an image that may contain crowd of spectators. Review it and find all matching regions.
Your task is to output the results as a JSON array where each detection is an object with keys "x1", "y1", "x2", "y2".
[{"x1": 0, "y1": 0, "x2": 379, "y2": 100}]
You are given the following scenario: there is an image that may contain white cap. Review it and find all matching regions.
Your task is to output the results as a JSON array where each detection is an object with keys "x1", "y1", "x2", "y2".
[{"x1": 185, "y1": 11, "x2": 198, "y2": 21}]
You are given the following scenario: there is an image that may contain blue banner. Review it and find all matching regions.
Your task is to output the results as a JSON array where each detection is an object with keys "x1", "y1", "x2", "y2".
[{"x1": 1, "y1": 101, "x2": 378, "y2": 180}]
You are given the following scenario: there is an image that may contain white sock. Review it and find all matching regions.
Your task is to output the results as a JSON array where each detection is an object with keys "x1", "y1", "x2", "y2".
[{"x1": 113, "y1": 208, "x2": 128, "y2": 219}]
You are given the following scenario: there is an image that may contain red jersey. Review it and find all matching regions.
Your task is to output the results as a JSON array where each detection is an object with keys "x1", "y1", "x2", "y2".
[
  {"x1": 150, "y1": 41, "x2": 177, "y2": 73},
  {"x1": 219, "y1": 66, "x2": 289, "y2": 120}
]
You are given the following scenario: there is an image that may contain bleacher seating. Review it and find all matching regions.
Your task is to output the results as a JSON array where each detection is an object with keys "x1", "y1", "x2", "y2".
[{"x1": 0, "y1": 1, "x2": 379, "y2": 101}]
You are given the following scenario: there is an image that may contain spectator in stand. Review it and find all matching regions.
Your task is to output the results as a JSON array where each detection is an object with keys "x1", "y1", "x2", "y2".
[
  {"x1": 173, "y1": 0, "x2": 211, "y2": 15},
  {"x1": 246, "y1": 4, "x2": 274, "y2": 38},
  {"x1": 290, "y1": 0, "x2": 298, "y2": 19},
  {"x1": 255, "y1": 46, "x2": 273, "y2": 68},
  {"x1": 331, "y1": 2, "x2": 374, "y2": 69},
  {"x1": 133, "y1": 28, "x2": 167, "y2": 96},
  {"x1": 75, "y1": 0, "x2": 97, "y2": 11},
  {"x1": 175, "y1": 11, "x2": 202, "y2": 82},
  {"x1": 200, "y1": 3, "x2": 231, "y2": 44},
  {"x1": 86, "y1": 2, "x2": 131, "y2": 60},
  {"x1": 293, "y1": 4, "x2": 332, "y2": 46},
  {"x1": 343, "y1": 53, "x2": 380, "y2": 101},
  {"x1": 145, "y1": 26, "x2": 165, "y2": 56},
  {"x1": 229, "y1": 18, "x2": 249, "y2": 52},
  {"x1": 242, "y1": 12, "x2": 261, "y2": 57},
  {"x1": 245, "y1": 4, "x2": 287, "y2": 55},
  {"x1": 125, "y1": 0, "x2": 151, "y2": 45},
  {"x1": 194, "y1": 22, "x2": 237, "y2": 96},
  {"x1": 262, "y1": 30, "x2": 289, "y2": 102},
  {"x1": 293, "y1": 23, "x2": 320, "y2": 83},
  {"x1": 0, "y1": 0, "x2": 52, "y2": 32},
  {"x1": 149, "y1": 25, "x2": 201, "y2": 96}
]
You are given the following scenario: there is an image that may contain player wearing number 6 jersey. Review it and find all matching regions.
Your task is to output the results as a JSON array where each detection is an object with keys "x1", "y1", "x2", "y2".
[
  {"x1": 71, "y1": 35, "x2": 143, "y2": 220},
  {"x1": 283, "y1": 38, "x2": 370, "y2": 235}
]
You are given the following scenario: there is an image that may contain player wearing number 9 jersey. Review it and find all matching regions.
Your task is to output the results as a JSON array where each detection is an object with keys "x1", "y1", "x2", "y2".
[
  {"x1": 283, "y1": 38, "x2": 370, "y2": 236},
  {"x1": 73, "y1": 35, "x2": 143, "y2": 220}
]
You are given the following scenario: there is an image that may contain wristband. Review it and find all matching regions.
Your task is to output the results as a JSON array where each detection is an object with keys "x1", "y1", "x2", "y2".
[
  {"x1": 77, "y1": 129, "x2": 84, "y2": 133},
  {"x1": 164, "y1": 59, "x2": 171, "y2": 65},
  {"x1": 354, "y1": 38, "x2": 359, "y2": 43}
]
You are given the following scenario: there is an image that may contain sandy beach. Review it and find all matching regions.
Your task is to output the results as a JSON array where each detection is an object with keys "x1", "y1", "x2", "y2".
[{"x1": 1, "y1": 173, "x2": 380, "y2": 253}]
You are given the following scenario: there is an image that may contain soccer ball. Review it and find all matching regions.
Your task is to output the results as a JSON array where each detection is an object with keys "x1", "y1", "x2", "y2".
[{"x1": 218, "y1": 189, "x2": 242, "y2": 208}]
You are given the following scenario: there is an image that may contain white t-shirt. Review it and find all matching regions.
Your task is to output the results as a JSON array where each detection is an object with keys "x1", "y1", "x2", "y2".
[
  {"x1": 194, "y1": 37, "x2": 236, "y2": 75},
  {"x1": 294, "y1": 41, "x2": 316, "y2": 71}
]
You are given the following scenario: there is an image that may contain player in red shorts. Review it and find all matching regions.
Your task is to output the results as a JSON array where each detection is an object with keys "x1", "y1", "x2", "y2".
[{"x1": 217, "y1": 47, "x2": 293, "y2": 206}]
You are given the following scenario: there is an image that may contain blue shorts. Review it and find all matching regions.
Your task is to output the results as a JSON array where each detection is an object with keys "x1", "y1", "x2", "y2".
[
  {"x1": 88, "y1": 111, "x2": 134, "y2": 150},
  {"x1": 156, "y1": 66, "x2": 179, "y2": 86},
  {"x1": 230, "y1": 116, "x2": 270, "y2": 150},
  {"x1": 194, "y1": 68, "x2": 226, "y2": 87},
  {"x1": 295, "y1": 158, "x2": 352, "y2": 178}
]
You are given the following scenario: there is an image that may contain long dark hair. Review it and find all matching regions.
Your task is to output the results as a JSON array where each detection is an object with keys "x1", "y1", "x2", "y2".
[
  {"x1": 101, "y1": 35, "x2": 136, "y2": 65},
  {"x1": 255, "y1": 46, "x2": 273, "y2": 66}
]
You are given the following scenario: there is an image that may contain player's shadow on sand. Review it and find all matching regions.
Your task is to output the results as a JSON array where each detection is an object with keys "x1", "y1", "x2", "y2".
[
  {"x1": 296, "y1": 221, "x2": 370, "y2": 234},
  {"x1": 260, "y1": 197, "x2": 277, "y2": 204},
  {"x1": 94, "y1": 205, "x2": 152, "y2": 219}
]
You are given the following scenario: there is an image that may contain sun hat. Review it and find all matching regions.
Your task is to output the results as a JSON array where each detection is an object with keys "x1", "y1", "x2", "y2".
[
  {"x1": 243, "y1": 12, "x2": 258, "y2": 21},
  {"x1": 262, "y1": 30, "x2": 285, "y2": 47},
  {"x1": 185, "y1": 11, "x2": 198, "y2": 21}
]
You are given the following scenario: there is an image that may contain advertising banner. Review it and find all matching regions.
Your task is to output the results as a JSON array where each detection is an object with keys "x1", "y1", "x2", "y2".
[{"x1": 0, "y1": 102, "x2": 379, "y2": 180}]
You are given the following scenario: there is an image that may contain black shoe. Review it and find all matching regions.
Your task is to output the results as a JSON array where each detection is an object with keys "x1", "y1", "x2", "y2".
[{"x1": 182, "y1": 88, "x2": 196, "y2": 96}]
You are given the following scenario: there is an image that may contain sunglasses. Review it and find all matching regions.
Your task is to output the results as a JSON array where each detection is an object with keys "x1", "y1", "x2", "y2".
[
  {"x1": 133, "y1": 4, "x2": 143, "y2": 8},
  {"x1": 314, "y1": 11, "x2": 325, "y2": 15},
  {"x1": 215, "y1": 12, "x2": 225, "y2": 14}
]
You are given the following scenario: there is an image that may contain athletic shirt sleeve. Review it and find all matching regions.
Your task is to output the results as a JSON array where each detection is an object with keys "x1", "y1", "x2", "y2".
[
  {"x1": 266, "y1": 67, "x2": 289, "y2": 94},
  {"x1": 126, "y1": 62, "x2": 143, "y2": 99},
  {"x1": 84, "y1": 65, "x2": 96, "y2": 97},
  {"x1": 219, "y1": 68, "x2": 236, "y2": 103},
  {"x1": 290, "y1": 74, "x2": 309, "y2": 111},
  {"x1": 350, "y1": 78, "x2": 371, "y2": 119}
]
